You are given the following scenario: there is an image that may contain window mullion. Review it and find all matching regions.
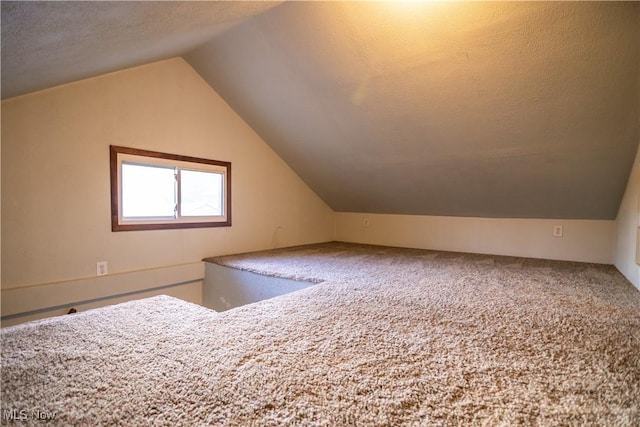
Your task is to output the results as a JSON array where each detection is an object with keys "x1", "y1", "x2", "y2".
[{"x1": 175, "y1": 168, "x2": 180, "y2": 220}]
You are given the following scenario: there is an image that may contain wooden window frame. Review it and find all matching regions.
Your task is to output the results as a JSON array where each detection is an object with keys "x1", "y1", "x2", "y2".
[{"x1": 110, "y1": 145, "x2": 231, "y2": 232}]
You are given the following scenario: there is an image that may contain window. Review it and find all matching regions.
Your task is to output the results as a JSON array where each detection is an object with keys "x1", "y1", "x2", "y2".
[{"x1": 110, "y1": 145, "x2": 231, "y2": 231}]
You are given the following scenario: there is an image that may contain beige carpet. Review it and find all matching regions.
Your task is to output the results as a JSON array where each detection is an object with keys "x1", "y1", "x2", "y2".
[{"x1": 2, "y1": 242, "x2": 640, "y2": 426}]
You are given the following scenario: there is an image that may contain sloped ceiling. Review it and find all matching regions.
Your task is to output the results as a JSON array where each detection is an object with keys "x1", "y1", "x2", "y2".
[
  {"x1": 3, "y1": 2, "x2": 639, "y2": 220},
  {"x1": 186, "y1": 1, "x2": 639, "y2": 220},
  {"x1": 1, "y1": 1, "x2": 280, "y2": 99}
]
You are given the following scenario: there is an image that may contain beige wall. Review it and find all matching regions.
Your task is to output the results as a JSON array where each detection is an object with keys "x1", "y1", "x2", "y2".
[
  {"x1": 1, "y1": 58, "x2": 334, "y2": 324},
  {"x1": 1, "y1": 265, "x2": 203, "y2": 327},
  {"x1": 614, "y1": 145, "x2": 640, "y2": 289},
  {"x1": 336, "y1": 213, "x2": 614, "y2": 264}
]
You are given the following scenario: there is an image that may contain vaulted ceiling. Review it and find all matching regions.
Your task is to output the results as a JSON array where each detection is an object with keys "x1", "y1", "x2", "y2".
[
  {"x1": 0, "y1": 1, "x2": 280, "y2": 98},
  {"x1": 3, "y1": 1, "x2": 639, "y2": 220}
]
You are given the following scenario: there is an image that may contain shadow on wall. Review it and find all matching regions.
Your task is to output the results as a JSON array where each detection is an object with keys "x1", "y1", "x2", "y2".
[{"x1": 271, "y1": 226, "x2": 286, "y2": 249}]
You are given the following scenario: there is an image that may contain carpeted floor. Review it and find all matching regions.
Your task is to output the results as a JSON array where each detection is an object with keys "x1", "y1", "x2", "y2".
[{"x1": 2, "y1": 242, "x2": 640, "y2": 425}]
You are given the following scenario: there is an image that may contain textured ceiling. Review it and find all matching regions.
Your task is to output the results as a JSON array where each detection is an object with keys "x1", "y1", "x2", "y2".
[
  {"x1": 187, "y1": 1, "x2": 639, "y2": 219},
  {"x1": 3, "y1": 1, "x2": 639, "y2": 220},
  {"x1": 1, "y1": 1, "x2": 280, "y2": 99}
]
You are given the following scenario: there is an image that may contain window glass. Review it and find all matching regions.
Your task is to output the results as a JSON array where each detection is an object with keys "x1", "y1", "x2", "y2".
[
  {"x1": 181, "y1": 170, "x2": 223, "y2": 217},
  {"x1": 122, "y1": 163, "x2": 176, "y2": 218}
]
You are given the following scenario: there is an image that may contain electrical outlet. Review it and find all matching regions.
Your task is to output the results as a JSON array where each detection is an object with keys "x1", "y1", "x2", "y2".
[
  {"x1": 363, "y1": 218, "x2": 370, "y2": 227},
  {"x1": 97, "y1": 261, "x2": 108, "y2": 276},
  {"x1": 553, "y1": 225, "x2": 563, "y2": 237}
]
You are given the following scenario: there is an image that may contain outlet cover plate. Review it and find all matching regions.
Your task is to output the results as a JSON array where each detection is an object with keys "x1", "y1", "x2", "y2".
[
  {"x1": 97, "y1": 261, "x2": 108, "y2": 276},
  {"x1": 553, "y1": 225, "x2": 563, "y2": 237}
]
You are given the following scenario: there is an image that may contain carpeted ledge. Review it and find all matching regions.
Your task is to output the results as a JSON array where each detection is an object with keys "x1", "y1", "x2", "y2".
[{"x1": 3, "y1": 242, "x2": 640, "y2": 426}]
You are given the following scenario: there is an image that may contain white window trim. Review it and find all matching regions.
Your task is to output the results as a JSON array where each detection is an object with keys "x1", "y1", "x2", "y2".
[{"x1": 110, "y1": 146, "x2": 231, "y2": 232}]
